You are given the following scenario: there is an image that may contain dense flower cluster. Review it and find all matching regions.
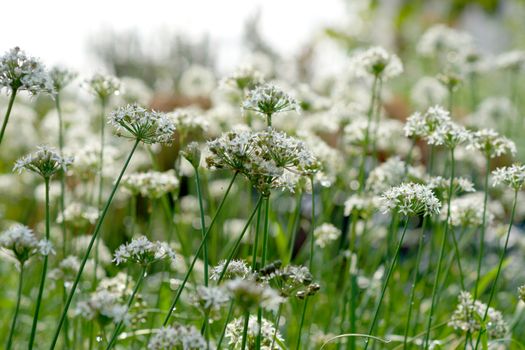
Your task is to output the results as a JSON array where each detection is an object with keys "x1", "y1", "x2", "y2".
[
  {"x1": 113, "y1": 236, "x2": 176, "y2": 266},
  {"x1": 417, "y1": 24, "x2": 474, "y2": 57},
  {"x1": 0, "y1": 224, "x2": 52, "y2": 262},
  {"x1": 468, "y1": 129, "x2": 516, "y2": 158},
  {"x1": 85, "y1": 73, "x2": 121, "y2": 101},
  {"x1": 108, "y1": 104, "x2": 175, "y2": 144},
  {"x1": 148, "y1": 325, "x2": 207, "y2": 350},
  {"x1": 225, "y1": 278, "x2": 283, "y2": 311},
  {"x1": 313, "y1": 223, "x2": 341, "y2": 248},
  {"x1": 121, "y1": 170, "x2": 180, "y2": 198},
  {"x1": 226, "y1": 315, "x2": 283, "y2": 350},
  {"x1": 13, "y1": 145, "x2": 73, "y2": 178},
  {"x1": 492, "y1": 164, "x2": 525, "y2": 190},
  {"x1": 242, "y1": 83, "x2": 300, "y2": 118},
  {"x1": 57, "y1": 202, "x2": 99, "y2": 228},
  {"x1": 404, "y1": 105, "x2": 451, "y2": 140},
  {"x1": 380, "y1": 183, "x2": 441, "y2": 216},
  {"x1": 449, "y1": 291, "x2": 507, "y2": 338},
  {"x1": 221, "y1": 64, "x2": 264, "y2": 91},
  {"x1": 48, "y1": 67, "x2": 76, "y2": 93},
  {"x1": 0, "y1": 47, "x2": 51, "y2": 94},
  {"x1": 350, "y1": 46, "x2": 403, "y2": 80},
  {"x1": 210, "y1": 259, "x2": 252, "y2": 281}
]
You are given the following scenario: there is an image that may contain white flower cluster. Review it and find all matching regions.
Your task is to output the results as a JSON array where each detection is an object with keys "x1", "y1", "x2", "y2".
[
  {"x1": 220, "y1": 64, "x2": 264, "y2": 91},
  {"x1": 449, "y1": 291, "x2": 507, "y2": 339},
  {"x1": 0, "y1": 224, "x2": 52, "y2": 262},
  {"x1": 443, "y1": 194, "x2": 493, "y2": 228},
  {"x1": 426, "y1": 176, "x2": 475, "y2": 198},
  {"x1": 417, "y1": 24, "x2": 474, "y2": 58},
  {"x1": 225, "y1": 315, "x2": 283, "y2": 350},
  {"x1": 113, "y1": 236, "x2": 176, "y2": 266},
  {"x1": 313, "y1": 223, "x2": 341, "y2": 248},
  {"x1": 121, "y1": 170, "x2": 180, "y2": 198},
  {"x1": 426, "y1": 119, "x2": 470, "y2": 149},
  {"x1": 57, "y1": 202, "x2": 99, "y2": 228},
  {"x1": 350, "y1": 46, "x2": 403, "y2": 80},
  {"x1": 76, "y1": 273, "x2": 130, "y2": 323},
  {"x1": 468, "y1": 129, "x2": 516, "y2": 158},
  {"x1": 0, "y1": 47, "x2": 51, "y2": 94},
  {"x1": 85, "y1": 73, "x2": 121, "y2": 100},
  {"x1": 148, "y1": 325, "x2": 207, "y2": 350},
  {"x1": 48, "y1": 66, "x2": 76, "y2": 93},
  {"x1": 492, "y1": 164, "x2": 525, "y2": 190},
  {"x1": 194, "y1": 285, "x2": 230, "y2": 314},
  {"x1": 344, "y1": 194, "x2": 380, "y2": 218},
  {"x1": 404, "y1": 105, "x2": 451, "y2": 139},
  {"x1": 225, "y1": 278, "x2": 283, "y2": 312},
  {"x1": 206, "y1": 128, "x2": 320, "y2": 195},
  {"x1": 380, "y1": 183, "x2": 441, "y2": 217},
  {"x1": 366, "y1": 157, "x2": 424, "y2": 194},
  {"x1": 242, "y1": 83, "x2": 300, "y2": 117},
  {"x1": 210, "y1": 259, "x2": 252, "y2": 281},
  {"x1": 472, "y1": 97, "x2": 517, "y2": 130},
  {"x1": 13, "y1": 145, "x2": 73, "y2": 178},
  {"x1": 496, "y1": 50, "x2": 525, "y2": 71}
]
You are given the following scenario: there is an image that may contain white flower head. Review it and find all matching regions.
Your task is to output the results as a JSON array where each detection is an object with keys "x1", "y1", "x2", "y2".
[
  {"x1": 0, "y1": 47, "x2": 51, "y2": 94},
  {"x1": 13, "y1": 145, "x2": 73, "y2": 178},
  {"x1": 492, "y1": 164, "x2": 525, "y2": 190},
  {"x1": 226, "y1": 315, "x2": 283, "y2": 349},
  {"x1": 314, "y1": 223, "x2": 341, "y2": 248},
  {"x1": 113, "y1": 236, "x2": 176, "y2": 266},
  {"x1": 242, "y1": 83, "x2": 300, "y2": 118},
  {"x1": 350, "y1": 46, "x2": 403, "y2": 80},
  {"x1": 49, "y1": 66, "x2": 77, "y2": 93},
  {"x1": 226, "y1": 278, "x2": 284, "y2": 312},
  {"x1": 148, "y1": 325, "x2": 208, "y2": 350},
  {"x1": 0, "y1": 224, "x2": 50, "y2": 262},
  {"x1": 380, "y1": 183, "x2": 441, "y2": 217},
  {"x1": 210, "y1": 259, "x2": 252, "y2": 281},
  {"x1": 468, "y1": 129, "x2": 516, "y2": 158},
  {"x1": 108, "y1": 104, "x2": 175, "y2": 144},
  {"x1": 85, "y1": 73, "x2": 121, "y2": 101},
  {"x1": 121, "y1": 170, "x2": 180, "y2": 198}
]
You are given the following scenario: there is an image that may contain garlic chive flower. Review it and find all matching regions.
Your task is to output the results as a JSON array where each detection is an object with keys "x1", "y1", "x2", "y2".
[
  {"x1": 350, "y1": 46, "x2": 403, "y2": 80},
  {"x1": 260, "y1": 263, "x2": 320, "y2": 299},
  {"x1": 181, "y1": 142, "x2": 202, "y2": 169},
  {"x1": 380, "y1": 183, "x2": 441, "y2": 217},
  {"x1": 492, "y1": 164, "x2": 525, "y2": 190},
  {"x1": 442, "y1": 194, "x2": 493, "y2": 228},
  {"x1": 225, "y1": 278, "x2": 283, "y2": 312},
  {"x1": 48, "y1": 67, "x2": 76, "y2": 94},
  {"x1": 0, "y1": 47, "x2": 51, "y2": 94},
  {"x1": 113, "y1": 236, "x2": 176, "y2": 266},
  {"x1": 448, "y1": 291, "x2": 507, "y2": 339},
  {"x1": 496, "y1": 50, "x2": 525, "y2": 71},
  {"x1": 121, "y1": 170, "x2": 180, "y2": 199},
  {"x1": 85, "y1": 73, "x2": 121, "y2": 101},
  {"x1": 426, "y1": 120, "x2": 470, "y2": 149},
  {"x1": 0, "y1": 224, "x2": 52, "y2": 263},
  {"x1": 242, "y1": 83, "x2": 300, "y2": 122},
  {"x1": 426, "y1": 176, "x2": 475, "y2": 199},
  {"x1": 108, "y1": 104, "x2": 175, "y2": 144},
  {"x1": 468, "y1": 129, "x2": 516, "y2": 158},
  {"x1": 221, "y1": 64, "x2": 264, "y2": 91},
  {"x1": 148, "y1": 325, "x2": 207, "y2": 350},
  {"x1": 194, "y1": 285, "x2": 230, "y2": 317},
  {"x1": 13, "y1": 145, "x2": 73, "y2": 179},
  {"x1": 226, "y1": 316, "x2": 284, "y2": 350},
  {"x1": 404, "y1": 105, "x2": 451, "y2": 140},
  {"x1": 313, "y1": 223, "x2": 341, "y2": 248},
  {"x1": 210, "y1": 259, "x2": 252, "y2": 281},
  {"x1": 417, "y1": 24, "x2": 474, "y2": 58}
]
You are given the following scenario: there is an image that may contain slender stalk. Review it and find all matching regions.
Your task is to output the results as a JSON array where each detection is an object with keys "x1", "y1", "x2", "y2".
[
  {"x1": 28, "y1": 177, "x2": 51, "y2": 350},
  {"x1": 357, "y1": 75, "x2": 379, "y2": 189},
  {"x1": 217, "y1": 300, "x2": 235, "y2": 349},
  {"x1": 474, "y1": 154, "x2": 490, "y2": 299},
  {"x1": 296, "y1": 177, "x2": 316, "y2": 350},
  {"x1": 473, "y1": 189, "x2": 518, "y2": 349},
  {"x1": 0, "y1": 88, "x2": 18, "y2": 146},
  {"x1": 256, "y1": 196, "x2": 271, "y2": 348},
  {"x1": 105, "y1": 265, "x2": 148, "y2": 350},
  {"x1": 287, "y1": 191, "x2": 303, "y2": 263},
  {"x1": 6, "y1": 263, "x2": 24, "y2": 350},
  {"x1": 241, "y1": 311, "x2": 250, "y2": 350},
  {"x1": 162, "y1": 174, "x2": 243, "y2": 325},
  {"x1": 403, "y1": 216, "x2": 428, "y2": 350},
  {"x1": 363, "y1": 218, "x2": 409, "y2": 350},
  {"x1": 450, "y1": 228, "x2": 465, "y2": 290},
  {"x1": 271, "y1": 303, "x2": 283, "y2": 350},
  {"x1": 194, "y1": 167, "x2": 209, "y2": 285},
  {"x1": 423, "y1": 148, "x2": 455, "y2": 350},
  {"x1": 49, "y1": 139, "x2": 140, "y2": 350}
]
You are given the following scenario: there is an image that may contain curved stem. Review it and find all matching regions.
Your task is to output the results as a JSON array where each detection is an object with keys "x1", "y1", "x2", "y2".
[
  {"x1": 474, "y1": 189, "x2": 518, "y2": 350},
  {"x1": 474, "y1": 155, "x2": 490, "y2": 299},
  {"x1": 0, "y1": 88, "x2": 18, "y2": 146},
  {"x1": 363, "y1": 218, "x2": 409, "y2": 350},
  {"x1": 105, "y1": 265, "x2": 147, "y2": 350},
  {"x1": 423, "y1": 147, "x2": 455, "y2": 350},
  {"x1": 162, "y1": 173, "x2": 239, "y2": 325},
  {"x1": 6, "y1": 263, "x2": 24, "y2": 350},
  {"x1": 28, "y1": 177, "x2": 51, "y2": 350},
  {"x1": 49, "y1": 139, "x2": 140, "y2": 350},
  {"x1": 403, "y1": 216, "x2": 428, "y2": 350}
]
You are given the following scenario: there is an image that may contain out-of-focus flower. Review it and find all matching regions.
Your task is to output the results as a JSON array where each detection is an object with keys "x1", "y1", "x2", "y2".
[
  {"x1": 178, "y1": 65, "x2": 216, "y2": 97},
  {"x1": 0, "y1": 224, "x2": 52, "y2": 263},
  {"x1": 49, "y1": 66, "x2": 76, "y2": 94},
  {"x1": 349, "y1": 46, "x2": 403, "y2": 80},
  {"x1": 226, "y1": 315, "x2": 283, "y2": 350},
  {"x1": 148, "y1": 325, "x2": 208, "y2": 350},
  {"x1": 417, "y1": 25, "x2": 474, "y2": 58},
  {"x1": 113, "y1": 236, "x2": 176, "y2": 266},
  {"x1": 85, "y1": 73, "x2": 121, "y2": 101},
  {"x1": 121, "y1": 170, "x2": 179, "y2": 198},
  {"x1": 411, "y1": 76, "x2": 448, "y2": 108}
]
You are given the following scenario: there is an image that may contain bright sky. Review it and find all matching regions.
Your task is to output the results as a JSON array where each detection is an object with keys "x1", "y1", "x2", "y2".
[{"x1": 1, "y1": 0, "x2": 345, "y2": 72}]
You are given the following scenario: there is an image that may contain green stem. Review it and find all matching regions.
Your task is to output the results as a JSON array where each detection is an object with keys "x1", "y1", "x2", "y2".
[
  {"x1": 363, "y1": 218, "x2": 409, "y2": 350},
  {"x1": 357, "y1": 75, "x2": 379, "y2": 189},
  {"x1": 423, "y1": 147, "x2": 455, "y2": 350},
  {"x1": 296, "y1": 299, "x2": 309, "y2": 350},
  {"x1": 271, "y1": 303, "x2": 283, "y2": 350},
  {"x1": 474, "y1": 189, "x2": 518, "y2": 350},
  {"x1": 474, "y1": 155, "x2": 490, "y2": 299},
  {"x1": 403, "y1": 216, "x2": 428, "y2": 350},
  {"x1": 194, "y1": 167, "x2": 209, "y2": 285},
  {"x1": 105, "y1": 265, "x2": 147, "y2": 350},
  {"x1": 6, "y1": 263, "x2": 24, "y2": 350},
  {"x1": 217, "y1": 300, "x2": 235, "y2": 349},
  {"x1": 0, "y1": 88, "x2": 18, "y2": 146},
  {"x1": 162, "y1": 173, "x2": 240, "y2": 325},
  {"x1": 450, "y1": 227, "x2": 465, "y2": 291},
  {"x1": 28, "y1": 177, "x2": 51, "y2": 350},
  {"x1": 49, "y1": 139, "x2": 140, "y2": 350},
  {"x1": 287, "y1": 192, "x2": 303, "y2": 264},
  {"x1": 241, "y1": 311, "x2": 250, "y2": 350},
  {"x1": 256, "y1": 195, "x2": 271, "y2": 349}
]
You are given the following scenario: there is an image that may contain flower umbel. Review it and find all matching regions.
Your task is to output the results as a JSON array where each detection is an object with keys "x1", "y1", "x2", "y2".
[
  {"x1": 13, "y1": 145, "x2": 73, "y2": 178},
  {"x1": 113, "y1": 236, "x2": 176, "y2": 266}
]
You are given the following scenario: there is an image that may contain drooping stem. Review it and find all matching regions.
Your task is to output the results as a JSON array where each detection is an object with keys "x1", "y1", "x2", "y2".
[
  {"x1": 28, "y1": 177, "x2": 51, "y2": 350},
  {"x1": 474, "y1": 154, "x2": 490, "y2": 299},
  {"x1": 423, "y1": 147, "x2": 455, "y2": 350},
  {"x1": 0, "y1": 88, "x2": 18, "y2": 146},
  {"x1": 49, "y1": 139, "x2": 140, "y2": 350},
  {"x1": 403, "y1": 216, "x2": 428, "y2": 350},
  {"x1": 6, "y1": 263, "x2": 24, "y2": 350},
  {"x1": 473, "y1": 189, "x2": 518, "y2": 350},
  {"x1": 363, "y1": 217, "x2": 409, "y2": 350},
  {"x1": 105, "y1": 265, "x2": 148, "y2": 350},
  {"x1": 194, "y1": 166, "x2": 209, "y2": 285},
  {"x1": 162, "y1": 173, "x2": 241, "y2": 325}
]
